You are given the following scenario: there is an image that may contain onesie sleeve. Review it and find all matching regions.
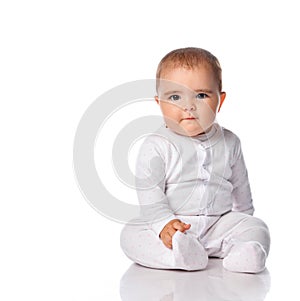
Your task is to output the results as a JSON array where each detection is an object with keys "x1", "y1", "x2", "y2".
[
  {"x1": 135, "y1": 137, "x2": 176, "y2": 236},
  {"x1": 229, "y1": 137, "x2": 254, "y2": 215}
]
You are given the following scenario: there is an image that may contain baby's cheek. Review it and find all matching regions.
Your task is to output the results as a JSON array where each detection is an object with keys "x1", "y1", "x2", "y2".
[{"x1": 197, "y1": 107, "x2": 216, "y2": 129}]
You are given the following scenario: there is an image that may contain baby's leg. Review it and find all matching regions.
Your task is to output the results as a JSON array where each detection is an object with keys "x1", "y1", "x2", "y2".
[
  {"x1": 223, "y1": 240, "x2": 267, "y2": 273},
  {"x1": 172, "y1": 231, "x2": 208, "y2": 270},
  {"x1": 120, "y1": 220, "x2": 208, "y2": 271},
  {"x1": 223, "y1": 213, "x2": 270, "y2": 273},
  {"x1": 205, "y1": 212, "x2": 270, "y2": 273}
]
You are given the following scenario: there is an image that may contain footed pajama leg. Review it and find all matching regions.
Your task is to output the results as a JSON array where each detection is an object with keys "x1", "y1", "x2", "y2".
[{"x1": 120, "y1": 222, "x2": 208, "y2": 271}]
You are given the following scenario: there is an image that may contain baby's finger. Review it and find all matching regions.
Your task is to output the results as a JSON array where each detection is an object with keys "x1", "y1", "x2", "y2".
[
  {"x1": 184, "y1": 223, "x2": 191, "y2": 230},
  {"x1": 173, "y1": 221, "x2": 190, "y2": 232},
  {"x1": 161, "y1": 232, "x2": 173, "y2": 249},
  {"x1": 168, "y1": 227, "x2": 177, "y2": 238}
]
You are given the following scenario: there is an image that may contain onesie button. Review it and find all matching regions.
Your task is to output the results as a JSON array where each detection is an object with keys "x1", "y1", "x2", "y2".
[{"x1": 202, "y1": 164, "x2": 211, "y2": 171}]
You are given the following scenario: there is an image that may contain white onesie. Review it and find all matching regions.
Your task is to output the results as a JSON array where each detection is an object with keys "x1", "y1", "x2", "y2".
[{"x1": 121, "y1": 123, "x2": 270, "y2": 273}]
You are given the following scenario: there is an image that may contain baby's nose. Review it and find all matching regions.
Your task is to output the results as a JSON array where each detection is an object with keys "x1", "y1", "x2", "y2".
[{"x1": 183, "y1": 99, "x2": 196, "y2": 111}]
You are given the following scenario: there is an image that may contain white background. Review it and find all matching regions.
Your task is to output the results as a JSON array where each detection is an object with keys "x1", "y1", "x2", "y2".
[{"x1": 1, "y1": 0, "x2": 299, "y2": 300}]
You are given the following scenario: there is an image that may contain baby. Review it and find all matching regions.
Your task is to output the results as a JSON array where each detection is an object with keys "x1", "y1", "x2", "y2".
[{"x1": 120, "y1": 47, "x2": 270, "y2": 273}]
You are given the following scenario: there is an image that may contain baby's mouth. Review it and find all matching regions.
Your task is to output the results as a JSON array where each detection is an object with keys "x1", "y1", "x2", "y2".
[{"x1": 182, "y1": 116, "x2": 198, "y2": 121}]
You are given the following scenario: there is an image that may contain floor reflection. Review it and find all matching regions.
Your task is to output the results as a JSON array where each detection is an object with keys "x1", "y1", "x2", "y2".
[{"x1": 120, "y1": 259, "x2": 270, "y2": 301}]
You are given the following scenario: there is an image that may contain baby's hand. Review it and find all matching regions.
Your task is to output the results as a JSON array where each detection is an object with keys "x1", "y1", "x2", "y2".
[{"x1": 159, "y1": 219, "x2": 191, "y2": 249}]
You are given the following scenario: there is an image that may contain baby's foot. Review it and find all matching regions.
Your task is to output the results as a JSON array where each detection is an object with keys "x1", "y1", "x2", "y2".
[
  {"x1": 172, "y1": 231, "x2": 208, "y2": 271},
  {"x1": 223, "y1": 241, "x2": 267, "y2": 273}
]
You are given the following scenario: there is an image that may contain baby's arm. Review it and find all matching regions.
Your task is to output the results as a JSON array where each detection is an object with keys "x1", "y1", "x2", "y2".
[
  {"x1": 135, "y1": 136, "x2": 177, "y2": 236},
  {"x1": 230, "y1": 137, "x2": 254, "y2": 215},
  {"x1": 159, "y1": 219, "x2": 191, "y2": 249}
]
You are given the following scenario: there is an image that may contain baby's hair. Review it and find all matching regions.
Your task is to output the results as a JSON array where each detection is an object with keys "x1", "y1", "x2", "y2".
[{"x1": 156, "y1": 47, "x2": 222, "y2": 92}]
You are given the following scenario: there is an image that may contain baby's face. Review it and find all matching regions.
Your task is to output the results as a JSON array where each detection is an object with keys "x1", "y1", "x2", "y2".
[{"x1": 156, "y1": 66, "x2": 225, "y2": 136}]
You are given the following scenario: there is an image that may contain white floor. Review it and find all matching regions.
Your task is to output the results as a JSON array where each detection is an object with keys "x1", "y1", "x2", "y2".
[{"x1": 120, "y1": 259, "x2": 271, "y2": 301}]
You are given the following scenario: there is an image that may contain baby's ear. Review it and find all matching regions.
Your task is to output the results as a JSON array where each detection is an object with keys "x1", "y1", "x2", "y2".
[
  {"x1": 218, "y1": 92, "x2": 226, "y2": 112},
  {"x1": 155, "y1": 96, "x2": 160, "y2": 104}
]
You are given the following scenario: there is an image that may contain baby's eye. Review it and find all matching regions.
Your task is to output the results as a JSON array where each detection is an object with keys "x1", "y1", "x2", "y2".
[
  {"x1": 196, "y1": 93, "x2": 208, "y2": 100},
  {"x1": 169, "y1": 95, "x2": 181, "y2": 101}
]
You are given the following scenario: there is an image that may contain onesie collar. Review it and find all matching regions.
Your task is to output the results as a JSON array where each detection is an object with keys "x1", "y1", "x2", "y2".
[
  {"x1": 157, "y1": 122, "x2": 223, "y2": 149},
  {"x1": 191, "y1": 123, "x2": 223, "y2": 149}
]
